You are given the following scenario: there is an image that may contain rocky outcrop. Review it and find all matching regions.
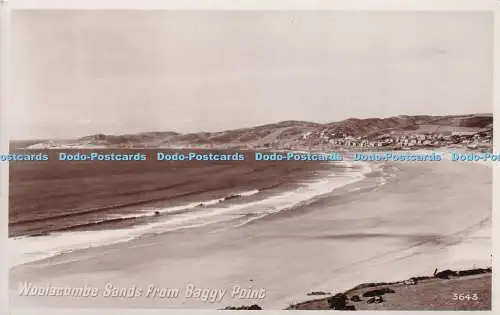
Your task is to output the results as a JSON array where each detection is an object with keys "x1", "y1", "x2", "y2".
[
  {"x1": 367, "y1": 296, "x2": 384, "y2": 304},
  {"x1": 306, "y1": 291, "x2": 331, "y2": 296},
  {"x1": 362, "y1": 287, "x2": 395, "y2": 297},
  {"x1": 456, "y1": 268, "x2": 491, "y2": 277},
  {"x1": 287, "y1": 267, "x2": 492, "y2": 310},
  {"x1": 434, "y1": 269, "x2": 458, "y2": 280},
  {"x1": 222, "y1": 304, "x2": 262, "y2": 310},
  {"x1": 326, "y1": 293, "x2": 356, "y2": 310}
]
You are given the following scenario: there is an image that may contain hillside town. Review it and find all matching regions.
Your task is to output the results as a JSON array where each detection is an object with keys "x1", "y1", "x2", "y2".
[
  {"x1": 21, "y1": 115, "x2": 493, "y2": 151},
  {"x1": 296, "y1": 126, "x2": 494, "y2": 151},
  {"x1": 257, "y1": 124, "x2": 494, "y2": 152}
]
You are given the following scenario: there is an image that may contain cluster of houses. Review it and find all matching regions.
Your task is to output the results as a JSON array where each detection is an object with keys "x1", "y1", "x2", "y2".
[{"x1": 300, "y1": 127, "x2": 493, "y2": 149}]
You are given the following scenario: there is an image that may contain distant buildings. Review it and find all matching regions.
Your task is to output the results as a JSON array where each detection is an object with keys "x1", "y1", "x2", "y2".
[{"x1": 298, "y1": 127, "x2": 492, "y2": 149}]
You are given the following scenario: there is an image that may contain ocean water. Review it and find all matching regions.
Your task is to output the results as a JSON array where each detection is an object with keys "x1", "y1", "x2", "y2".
[{"x1": 9, "y1": 159, "x2": 381, "y2": 268}]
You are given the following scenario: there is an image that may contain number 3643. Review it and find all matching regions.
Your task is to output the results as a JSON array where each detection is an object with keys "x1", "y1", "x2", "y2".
[{"x1": 452, "y1": 293, "x2": 479, "y2": 301}]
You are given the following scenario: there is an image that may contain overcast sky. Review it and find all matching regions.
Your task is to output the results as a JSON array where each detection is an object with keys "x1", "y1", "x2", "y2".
[{"x1": 10, "y1": 10, "x2": 493, "y2": 140}]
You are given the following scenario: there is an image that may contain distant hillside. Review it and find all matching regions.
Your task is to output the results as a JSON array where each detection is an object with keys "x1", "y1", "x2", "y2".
[
  {"x1": 20, "y1": 114, "x2": 493, "y2": 150},
  {"x1": 78, "y1": 131, "x2": 180, "y2": 147},
  {"x1": 9, "y1": 139, "x2": 49, "y2": 150}
]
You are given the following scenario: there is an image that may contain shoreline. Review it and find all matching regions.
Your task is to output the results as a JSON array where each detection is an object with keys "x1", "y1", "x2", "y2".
[
  {"x1": 9, "y1": 149, "x2": 338, "y2": 238},
  {"x1": 10, "y1": 142, "x2": 494, "y2": 152},
  {"x1": 8, "y1": 149, "x2": 492, "y2": 310},
  {"x1": 9, "y1": 156, "x2": 367, "y2": 267}
]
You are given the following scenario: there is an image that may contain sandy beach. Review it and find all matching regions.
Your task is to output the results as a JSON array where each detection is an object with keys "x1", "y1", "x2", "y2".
[
  {"x1": 8, "y1": 152, "x2": 492, "y2": 310},
  {"x1": 7, "y1": 8, "x2": 495, "y2": 312}
]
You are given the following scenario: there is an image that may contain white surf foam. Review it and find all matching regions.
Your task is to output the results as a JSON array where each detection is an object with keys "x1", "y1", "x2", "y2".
[
  {"x1": 227, "y1": 161, "x2": 374, "y2": 227},
  {"x1": 9, "y1": 162, "x2": 373, "y2": 268},
  {"x1": 106, "y1": 189, "x2": 261, "y2": 220}
]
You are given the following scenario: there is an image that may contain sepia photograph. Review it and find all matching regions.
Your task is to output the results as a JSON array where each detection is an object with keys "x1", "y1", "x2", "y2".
[{"x1": 6, "y1": 9, "x2": 494, "y2": 311}]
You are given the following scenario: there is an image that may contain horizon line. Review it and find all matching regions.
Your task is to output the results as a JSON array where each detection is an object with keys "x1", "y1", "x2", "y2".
[{"x1": 10, "y1": 112, "x2": 493, "y2": 142}]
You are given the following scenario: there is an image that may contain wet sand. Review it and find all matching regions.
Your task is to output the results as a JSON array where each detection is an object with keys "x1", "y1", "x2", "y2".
[{"x1": 9, "y1": 156, "x2": 492, "y2": 310}]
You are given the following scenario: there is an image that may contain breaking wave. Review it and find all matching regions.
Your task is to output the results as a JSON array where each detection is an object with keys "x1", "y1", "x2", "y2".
[{"x1": 9, "y1": 160, "x2": 383, "y2": 267}]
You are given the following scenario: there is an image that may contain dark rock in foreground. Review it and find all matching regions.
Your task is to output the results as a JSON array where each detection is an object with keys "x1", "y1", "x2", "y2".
[
  {"x1": 326, "y1": 293, "x2": 356, "y2": 310},
  {"x1": 434, "y1": 269, "x2": 458, "y2": 279},
  {"x1": 347, "y1": 281, "x2": 396, "y2": 292},
  {"x1": 434, "y1": 268, "x2": 491, "y2": 280},
  {"x1": 287, "y1": 267, "x2": 492, "y2": 310},
  {"x1": 307, "y1": 291, "x2": 331, "y2": 296},
  {"x1": 222, "y1": 304, "x2": 262, "y2": 310},
  {"x1": 366, "y1": 296, "x2": 384, "y2": 304},
  {"x1": 362, "y1": 287, "x2": 395, "y2": 297},
  {"x1": 456, "y1": 268, "x2": 491, "y2": 277}
]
